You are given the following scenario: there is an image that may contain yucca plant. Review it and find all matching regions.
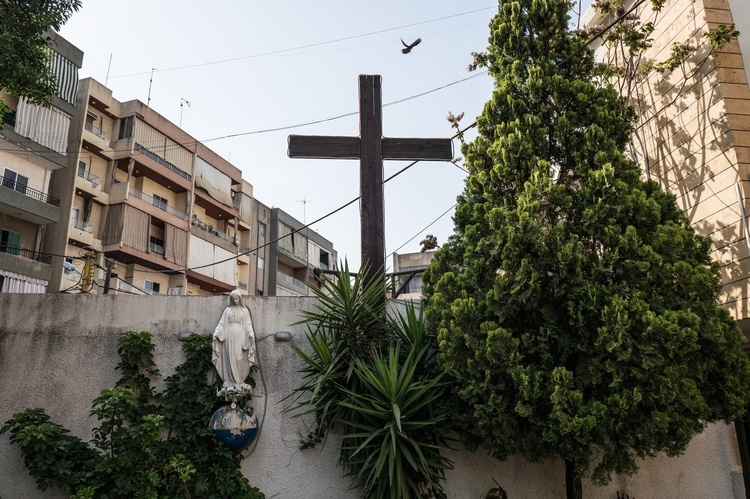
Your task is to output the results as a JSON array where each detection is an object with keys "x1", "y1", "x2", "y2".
[
  {"x1": 284, "y1": 260, "x2": 390, "y2": 447},
  {"x1": 340, "y1": 343, "x2": 452, "y2": 499},
  {"x1": 286, "y1": 261, "x2": 453, "y2": 497}
]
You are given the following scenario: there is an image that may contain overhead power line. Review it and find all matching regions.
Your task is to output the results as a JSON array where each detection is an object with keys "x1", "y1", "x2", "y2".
[{"x1": 109, "y1": 7, "x2": 497, "y2": 78}]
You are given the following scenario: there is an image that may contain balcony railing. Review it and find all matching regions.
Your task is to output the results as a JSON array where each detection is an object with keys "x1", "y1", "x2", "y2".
[
  {"x1": 191, "y1": 216, "x2": 237, "y2": 244},
  {"x1": 0, "y1": 244, "x2": 52, "y2": 264},
  {"x1": 84, "y1": 120, "x2": 107, "y2": 139},
  {"x1": 150, "y1": 242, "x2": 165, "y2": 254},
  {"x1": 77, "y1": 167, "x2": 100, "y2": 188},
  {"x1": 129, "y1": 187, "x2": 188, "y2": 220},
  {"x1": 134, "y1": 142, "x2": 192, "y2": 181},
  {"x1": 277, "y1": 271, "x2": 307, "y2": 292},
  {"x1": 1, "y1": 175, "x2": 61, "y2": 207},
  {"x1": 71, "y1": 217, "x2": 93, "y2": 233}
]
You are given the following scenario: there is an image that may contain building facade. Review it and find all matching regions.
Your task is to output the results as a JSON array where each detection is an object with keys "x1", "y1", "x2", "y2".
[
  {"x1": 43, "y1": 77, "x2": 253, "y2": 296},
  {"x1": 267, "y1": 207, "x2": 336, "y2": 296},
  {"x1": 0, "y1": 32, "x2": 83, "y2": 293},
  {"x1": 391, "y1": 251, "x2": 434, "y2": 301},
  {"x1": 585, "y1": 0, "x2": 750, "y2": 330}
]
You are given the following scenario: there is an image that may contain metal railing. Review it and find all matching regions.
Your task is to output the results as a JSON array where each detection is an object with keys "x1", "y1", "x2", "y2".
[
  {"x1": 77, "y1": 168, "x2": 100, "y2": 187},
  {"x1": 191, "y1": 217, "x2": 237, "y2": 244},
  {"x1": 0, "y1": 176, "x2": 61, "y2": 207},
  {"x1": 71, "y1": 218, "x2": 93, "y2": 233},
  {"x1": 0, "y1": 244, "x2": 52, "y2": 264},
  {"x1": 150, "y1": 242, "x2": 165, "y2": 254},
  {"x1": 84, "y1": 120, "x2": 107, "y2": 139},
  {"x1": 134, "y1": 142, "x2": 192, "y2": 181},
  {"x1": 129, "y1": 187, "x2": 188, "y2": 220},
  {"x1": 277, "y1": 271, "x2": 307, "y2": 292}
]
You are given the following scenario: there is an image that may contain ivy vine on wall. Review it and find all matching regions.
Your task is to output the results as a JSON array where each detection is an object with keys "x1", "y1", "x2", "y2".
[{"x1": 1, "y1": 331, "x2": 265, "y2": 499}]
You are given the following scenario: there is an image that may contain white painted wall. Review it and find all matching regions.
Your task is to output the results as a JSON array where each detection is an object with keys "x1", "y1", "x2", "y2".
[{"x1": 0, "y1": 294, "x2": 744, "y2": 498}]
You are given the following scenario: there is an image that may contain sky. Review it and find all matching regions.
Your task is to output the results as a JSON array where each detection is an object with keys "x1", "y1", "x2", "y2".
[{"x1": 58, "y1": 1, "x2": 590, "y2": 273}]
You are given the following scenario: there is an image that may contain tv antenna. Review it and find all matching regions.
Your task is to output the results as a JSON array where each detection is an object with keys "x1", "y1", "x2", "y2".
[
  {"x1": 147, "y1": 68, "x2": 157, "y2": 106},
  {"x1": 296, "y1": 197, "x2": 313, "y2": 225}
]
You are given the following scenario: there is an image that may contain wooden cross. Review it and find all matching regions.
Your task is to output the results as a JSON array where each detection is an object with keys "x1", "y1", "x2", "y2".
[{"x1": 288, "y1": 74, "x2": 453, "y2": 286}]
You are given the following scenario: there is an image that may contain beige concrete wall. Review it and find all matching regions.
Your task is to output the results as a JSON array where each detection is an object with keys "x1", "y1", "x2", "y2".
[
  {"x1": 0, "y1": 294, "x2": 744, "y2": 498},
  {"x1": 585, "y1": 0, "x2": 750, "y2": 321}
]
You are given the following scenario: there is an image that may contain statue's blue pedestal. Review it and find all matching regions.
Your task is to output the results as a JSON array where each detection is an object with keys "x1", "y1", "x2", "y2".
[{"x1": 210, "y1": 404, "x2": 259, "y2": 452}]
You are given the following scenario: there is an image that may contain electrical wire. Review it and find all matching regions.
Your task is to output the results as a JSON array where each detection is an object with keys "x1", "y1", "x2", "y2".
[
  {"x1": 0, "y1": 70, "x2": 491, "y2": 162},
  {"x1": 139, "y1": 116, "x2": 473, "y2": 276},
  {"x1": 109, "y1": 7, "x2": 497, "y2": 78},
  {"x1": 387, "y1": 203, "x2": 457, "y2": 258}
]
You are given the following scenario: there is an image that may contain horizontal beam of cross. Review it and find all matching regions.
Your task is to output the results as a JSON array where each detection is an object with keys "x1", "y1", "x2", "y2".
[{"x1": 288, "y1": 135, "x2": 453, "y2": 161}]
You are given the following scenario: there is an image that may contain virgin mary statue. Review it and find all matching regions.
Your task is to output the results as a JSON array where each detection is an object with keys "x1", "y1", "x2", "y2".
[{"x1": 212, "y1": 290, "x2": 256, "y2": 393}]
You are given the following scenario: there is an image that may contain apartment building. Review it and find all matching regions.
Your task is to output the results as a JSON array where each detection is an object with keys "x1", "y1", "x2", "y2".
[
  {"x1": 43, "y1": 77, "x2": 253, "y2": 296},
  {"x1": 585, "y1": 0, "x2": 750, "y2": 328},
  {"x1": 267, "y1": 207, "x2": 336, "y2": 296},
  {"x1": 0, "y1": 32, "x2": 83, "y2": 293},
  {"x1": 247, "y1": 198, "x2": 272, "y2": 296},
  {"x1": 391, "y1": 251, "x2": 434, "y2": 301}
]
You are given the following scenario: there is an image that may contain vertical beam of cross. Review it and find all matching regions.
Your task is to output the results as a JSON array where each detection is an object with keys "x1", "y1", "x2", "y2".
[{"x1": 288, "y1": 74, "x2": 453, "y2": 290}]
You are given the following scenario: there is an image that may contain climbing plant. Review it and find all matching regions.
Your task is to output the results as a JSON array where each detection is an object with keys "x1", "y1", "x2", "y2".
[{"x1": 1, "y1": 331, "x2": 265, "y2": 499}]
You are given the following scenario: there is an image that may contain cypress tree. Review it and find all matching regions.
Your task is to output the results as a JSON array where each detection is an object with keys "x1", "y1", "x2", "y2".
[{"x1": 423, "y1": 0, "x2": 750, "y2": 496}]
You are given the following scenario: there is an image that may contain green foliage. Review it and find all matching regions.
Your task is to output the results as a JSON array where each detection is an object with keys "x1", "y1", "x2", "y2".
[
  {"x1": 705, "y1": 23, "x2": 739, "y2": 50},
  {"x1": 0, "y1": 0, "x2": 81, "y2": 107},
  {"x1": 1, "y1": 331, "x2": 264, "y2": 499},
  {"x1": 423, "y1": 0, "x2": 750, "y2": 493},
  {"x1": 287, "y1": 262, "x2": 452, "y2": 498}
]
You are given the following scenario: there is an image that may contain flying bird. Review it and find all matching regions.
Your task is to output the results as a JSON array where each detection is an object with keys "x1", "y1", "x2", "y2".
[{"x1": 401, "y1": 37, "x2": 422, "y2": 54}]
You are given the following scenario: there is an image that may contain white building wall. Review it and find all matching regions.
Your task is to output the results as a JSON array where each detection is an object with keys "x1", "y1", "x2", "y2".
[{"x1": 0, "y1": 294, "x2": 744, "y2": 498}]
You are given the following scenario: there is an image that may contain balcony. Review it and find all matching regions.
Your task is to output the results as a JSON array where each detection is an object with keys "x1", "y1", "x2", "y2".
[
  {"x1": 276, "y1": 271, "x2": 307, "y2": 294},
  {"x1": 0, "y1": 175, "x2": 61, "y2": 225},
  {"x1": 82, "y1": 120, "x2": 113, "y2": 158},
  {"x1": 75, "y1": 167, "x2": 102, "y2": 199},
  {"x1": 69, "y1": 217, "x2": 98, "y2": 248},
  {"x1": 0, "y1": 244, "x2": 52, "y2": 283},
  {"x1": 84, "y1": 120, "x2": 107, "y2": 139},
  {"x1": 71, "y1": 217, "x2": 93, "y2": 233},
  {"x1": 129, "y1": 187, "x2": 188, "y2": 221},
  {"x1": 149, "y1": 241, "x2": 165, "y2": 255},
  {"x1": 0, "y1": 244, "x2": 52, "y2": 264},
  {"x1": 192, "y1": 216, "x2": 237, "y2": 245},
  {"x1": 1, "y1": 176, "x2": 60, "y2": 206},
  {"x1": 77, "y1": 166, "x2": 100, "y2": 188},
  {"x1": 134, "y1": 142, "x2": 192, "y2": 181}
]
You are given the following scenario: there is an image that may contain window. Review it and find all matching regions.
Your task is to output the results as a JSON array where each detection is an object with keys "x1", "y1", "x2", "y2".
[
  {"x1": 144, "y1": 280, "x2": 161, "y2": 295},
  {"x1": 118, "y1": 116, "x2": 134, "y2": 139},
  {"x1": 150, "y1": 236, "x2": 165, "y2": 254},
  {"x1": 2, "y1": 168, "x2": 28, "y2": 194},
  {"x1": 78, "y1": 161, "x2": 87, "y2": 178},
  {"x1": 152, "y1": 194, "x2": 168, "y2": 211},
  {"x1": 408, "y1": 275, "x2": 424, "y2": 294},
  {"x1": 0, "y1": 228, "x2": 21, "y2": 255},
  {"x1": 258, "y1": 223, "x2": 266, "y2": 238},
  {"x1": 257, "y1": 256, "x2": 265, "y2": 269},
  {"x1": 64, "y1": 258, "x2": 77, "y2": 279},
  {"x1": 85, "y1": 112, "x2": 96, "y2": 132},
  {"x1": 71, "y1": 208, "x2": 80, "y2": 227},
  {"x1": 319, "y1": 251, "x2": 330, "y2": 270}
]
